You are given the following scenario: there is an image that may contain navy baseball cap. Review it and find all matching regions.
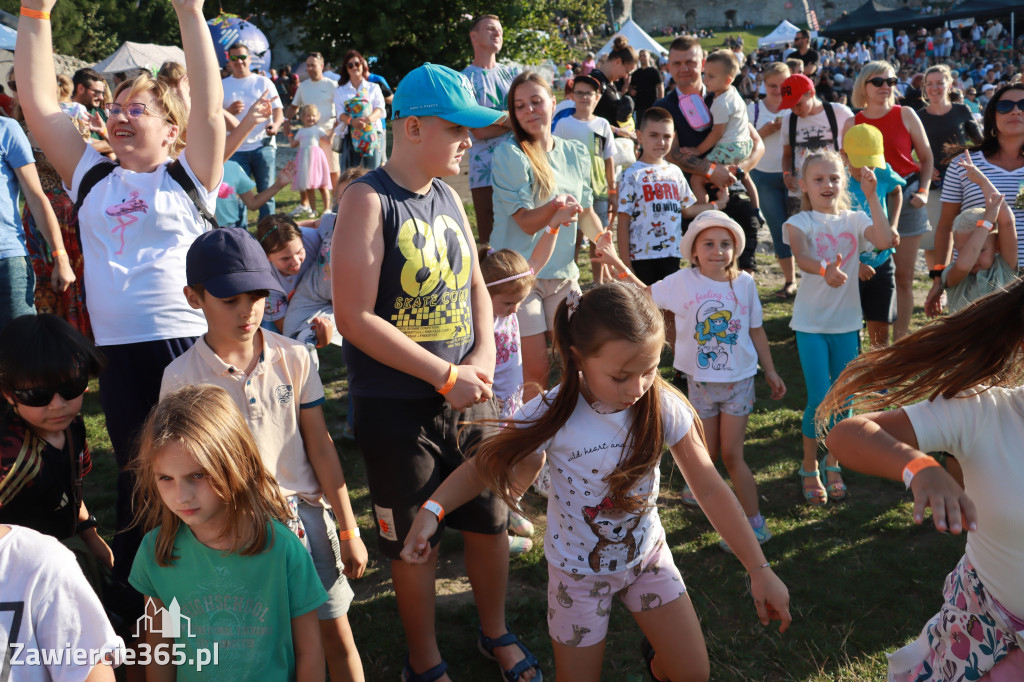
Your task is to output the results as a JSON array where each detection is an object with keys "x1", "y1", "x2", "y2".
[
  {"x1": 186, "y1": 228, "x2": 284, "y2": 297},
  {"x1": 392, "y1": 63, "x2": 504, "y2": 127}
]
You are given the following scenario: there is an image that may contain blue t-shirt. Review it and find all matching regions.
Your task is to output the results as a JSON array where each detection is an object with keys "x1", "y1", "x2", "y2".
[
  {"x1": 849, "y1": 163, "x2": 905, "y2": 268},
  {"x1": 216, "y1": 160, "x2": 257, "y2": 228},
  {"x1": 0, "y1": 119, "x2": 35, "y2": 259}
]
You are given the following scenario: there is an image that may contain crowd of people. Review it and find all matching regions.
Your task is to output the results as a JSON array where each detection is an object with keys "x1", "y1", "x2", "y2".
[{"x1": 1, "y1": 1, "x2": 1024, "y2": 680}]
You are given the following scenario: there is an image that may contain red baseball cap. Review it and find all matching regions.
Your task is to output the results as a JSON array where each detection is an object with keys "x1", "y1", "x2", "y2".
[{"x1": 779, "y1": 74, "x2": 815, "y2": 110}]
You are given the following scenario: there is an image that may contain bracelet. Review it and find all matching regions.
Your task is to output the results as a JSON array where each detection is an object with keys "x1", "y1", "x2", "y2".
[
  {"x1": 916, "y1": 189, "x2": 929, "y2": 196},
  {"x1": 783, "y1": 171, "x2": 792, "y2": 177},
  {"x1": 819, "y1": 258, "x2": 828, "y2": 277},
  {"x1": 421, "y1": 499, "x2": 445, "y2": 522},
  {"x1": 436, "y1": 363, "x2": 458, "y2": 396},
  {"x1": 902, "y1": 456, "x2": 941, "y2": 489},
  {"x1": 52, "y1": 248, "x2": 67, "y2": 258},
  {"x1": 545, "y1": 225, "x2": 559, "y2": 235},
  {"x1": 617, "y1": 271, "x2": 630, "y2": 280},
  {"x1": 20, "y1": 7, "x2": 50, "y2": 19},
  {"x1": 705, "y1": 162, "x2": 717, "y2": 179},
  {"x1": 928, "y1": 264, "x2": 946, "y2": 280},
  {"x1": 976, "y1": 219, "x2": 994, "y2": 232},
  {"x1": 755, "y1": 561, "x2": 771, "y2": 571},
  {"x1": 76, "y1": 515, "x2": 98, "y2": 534},
  {"x1": 337, "y1": 527, "x2": 361, "y2": 540}
]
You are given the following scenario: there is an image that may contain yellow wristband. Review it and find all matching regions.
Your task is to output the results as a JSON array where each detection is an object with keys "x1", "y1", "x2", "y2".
[
  {"x1": 902, "y1": 456, "x2": 941, "y2": 489},
  {"x1": 337, "y1": 528, "x2": 360, "y2": 540},
  {"x1": 20, "y1": 7, "x2": 50, "y2": 19},
  {"x1": 437, "y1": 363, "x2": 458, "y2": 396}
]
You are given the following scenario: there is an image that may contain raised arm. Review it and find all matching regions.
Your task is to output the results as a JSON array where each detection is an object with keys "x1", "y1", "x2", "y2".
[
  {"x1": 14, "y1": 0, "x2": 88, "y2": 184},
  {"x1": 176, "y1": 0, "x2": 225, "y2": 191}
]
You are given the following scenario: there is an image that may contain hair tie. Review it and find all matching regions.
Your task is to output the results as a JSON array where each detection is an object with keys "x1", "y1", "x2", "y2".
[
  {"x1": 486, "y1": 247, "x2": 496, "y2": 256},
  {"x1": 486, "y1": 268, "x2": 534, "y2": 288},
  {"x1": 258, "y1": 225, "x2": 279, "y2": 244},
  {"x1": 566, "y1": 287, "x2": 582, "y2": 320}
]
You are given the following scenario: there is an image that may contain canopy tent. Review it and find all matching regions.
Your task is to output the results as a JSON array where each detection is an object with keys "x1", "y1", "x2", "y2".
[
  {"x1": 0, "y1": 24, "x2": 14, "y2": 52},
  {"x1": 596, "y1": 19, "x2": 667, "y2": 57},
  {"x1": 820, "y1": 1, "x2": 925, "y2": 37},
  {"x1": 758, "y1": 20, "x2": 802, "y2": 48},
  {"x1": 93, "y1": 42, "x2": 186, "y2": 76}
]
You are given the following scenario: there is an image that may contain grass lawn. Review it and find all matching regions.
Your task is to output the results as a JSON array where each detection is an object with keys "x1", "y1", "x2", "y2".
[{"x1": 81, "y1": 185, "x2": 963, "y2": 681}]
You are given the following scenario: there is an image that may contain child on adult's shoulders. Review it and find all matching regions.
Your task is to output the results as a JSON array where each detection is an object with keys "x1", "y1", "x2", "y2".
[{"x1": 942, "y1": 155, "x2": 1017, "y2": 313}]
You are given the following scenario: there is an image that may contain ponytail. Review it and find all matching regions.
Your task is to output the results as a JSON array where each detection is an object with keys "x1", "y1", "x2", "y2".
[{"x1": 507, "y1": 71, "x2": 556, "y2": 200}]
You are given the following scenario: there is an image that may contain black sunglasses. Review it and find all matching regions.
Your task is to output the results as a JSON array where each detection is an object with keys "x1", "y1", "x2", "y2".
[
  {"x1": 994, "y1": 99, "x2": 1024, "y2": 114},
  {"x1": 229, "y1": 54, "x2": 249, "y2": 62},
  {"x1": 867, "y1": 77, "x2": 898, "y2": 88},
  {"x1": 11, "y1": 375, "x2": 89, "y2": 408}
]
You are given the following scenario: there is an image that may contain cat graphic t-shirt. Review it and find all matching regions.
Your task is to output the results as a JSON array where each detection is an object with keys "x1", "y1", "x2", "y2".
[
  {"x1": 515, "y1": 386, "x2": 693, "y2": 575},
  {"x1": 784, "y1": 209, "x2": 874, "y2": 334},
  {"x1": 650, "y1": 268, "x2": 763, "y2": 382}
]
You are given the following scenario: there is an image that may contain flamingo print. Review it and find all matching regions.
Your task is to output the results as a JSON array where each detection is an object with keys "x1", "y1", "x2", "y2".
[{"x1": 105, "y1": 192, "x2": 149, "y2": 255}]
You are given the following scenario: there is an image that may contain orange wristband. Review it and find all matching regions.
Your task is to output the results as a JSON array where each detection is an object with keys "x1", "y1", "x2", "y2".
[
  {"x1": 20, "y1": 7, "x2": 50, "y2": 19},
  {"x1": 705, "y1": 162, "x2": 717, "y2": 179},
  {"x1": 819, "y1": 259, "x2": 828, "y2": 277},
  {"x1": 337, "y1": 528, "x2": 360, "y2": 540},
  {"x1": 902, "y1": 456, "x2": 941, "y2": 489},
  {"x1": 437, "y1": 363, "x2": 458, "y2": 396},
  {"x1": 617, "y1": 271, "x2": 629, "y2": 280},
  {"x1": 976, "y1": 219, "x2": 994, "y2": 232},
  {"x1": 421, "y1": 499, "x2": 445, "y2": 522}
]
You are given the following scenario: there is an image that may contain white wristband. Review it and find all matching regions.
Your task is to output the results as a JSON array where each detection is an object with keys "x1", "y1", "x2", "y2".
[{"x1": 421, "y1": 499, "x2": 445, "y2": 522}]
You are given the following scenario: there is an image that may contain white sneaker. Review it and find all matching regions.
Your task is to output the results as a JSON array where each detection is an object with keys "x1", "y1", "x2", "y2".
[{"x1": 289, "y1": 205, "x2": 313, "y2": 218}]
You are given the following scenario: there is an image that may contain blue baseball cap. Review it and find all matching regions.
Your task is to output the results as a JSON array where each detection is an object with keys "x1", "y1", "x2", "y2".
[
  {"x1": 186, "y1": 228, "x2": 285, "y2": 298},
  {"x1": 392, "y1": 63, "x2": 504, "y2": 128}
]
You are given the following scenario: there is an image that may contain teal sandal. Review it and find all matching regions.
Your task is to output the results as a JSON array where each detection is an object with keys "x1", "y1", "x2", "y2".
[
  {"x1": 820, "y1": 456, "x2": 847, "y2": 501},
  {"x1": 799, "y1": 466, "x2": 827, "y2": 507}
]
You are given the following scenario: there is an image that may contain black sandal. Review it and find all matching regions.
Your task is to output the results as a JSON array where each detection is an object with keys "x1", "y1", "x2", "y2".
[
  {"x1": 774, "y1": 281, "x2": 796, "y2": 299},
  {"x1": 478, "y1": 627, "x2": 543, "y2": 682}
]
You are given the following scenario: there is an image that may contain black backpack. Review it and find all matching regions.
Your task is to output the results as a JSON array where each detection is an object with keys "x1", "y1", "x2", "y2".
[
  {"x1": 788, "y1": 102, "x2": 839, "y2": 174},
  {"x1": 72, "y1": 158, "x2": 219, "y2": 230}
]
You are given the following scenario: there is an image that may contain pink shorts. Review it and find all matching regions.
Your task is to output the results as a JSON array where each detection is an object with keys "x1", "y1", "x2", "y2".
[{"x1": 546, "y1": 536, "x2": 686, "y2": 648}]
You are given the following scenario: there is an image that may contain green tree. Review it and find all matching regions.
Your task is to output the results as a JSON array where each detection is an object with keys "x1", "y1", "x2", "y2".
[
  {"x1": 220, "y1": 0, "x2": 604, "y2": 83},
  {"x1": 0, "y1": 0, "x2": 119, "y2": 61}
]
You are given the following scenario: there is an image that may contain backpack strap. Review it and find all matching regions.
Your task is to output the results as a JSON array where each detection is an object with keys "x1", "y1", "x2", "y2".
[
  {"x1": 753, "y1": 100, "x2": 761, "y2": 127},
  {"x1": 822, "y1": 102, "x2": 839, "y2": 150},
  {"x1": 167, "y1": 159, "x2": 220, "y2": 230},
  {"x1": 72, "y1": 161, "x2": 117, "y2": 215},
  {"x1": 789, "y1": 112, "x2": 799, "y2": 174}
]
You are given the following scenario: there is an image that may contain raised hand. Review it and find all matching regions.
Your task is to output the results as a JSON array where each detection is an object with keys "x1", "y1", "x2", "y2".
[{"x1": 859, "y1": 165, "x2": 877, "y2": 194}]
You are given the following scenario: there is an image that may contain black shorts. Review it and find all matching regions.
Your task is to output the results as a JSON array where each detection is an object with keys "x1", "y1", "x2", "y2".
[
  {"x1": 631, "y1": 257, "x2": 681, "y2": 285},
  {"x1": 859, "y1": 256, "x2": 896, "y2": 323},
  {"x1": 353, "y1": 395, "x2": 508, "y2": 559}
]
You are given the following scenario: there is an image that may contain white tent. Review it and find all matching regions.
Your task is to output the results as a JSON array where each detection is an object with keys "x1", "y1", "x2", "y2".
[
  {"x1": 758, "y1": 20, "x2": 801, "y2": 48},
  {"x1": 93, "y1": 42, "x2": 186, "y2": 76},
  {"x1": 597, "y1": 19, "x2": 667, "y2": 57}
]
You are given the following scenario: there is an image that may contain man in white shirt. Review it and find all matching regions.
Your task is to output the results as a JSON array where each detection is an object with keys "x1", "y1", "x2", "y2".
[
  {"x1": 223, "y1": 42, "x2": 284, "y2": 220},
  {"x1": 286, "y1": 52, "x2": 339, "y2": 193}
]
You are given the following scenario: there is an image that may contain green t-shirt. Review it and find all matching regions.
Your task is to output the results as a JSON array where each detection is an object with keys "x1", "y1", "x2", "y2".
[{"x1": 129, "y1": 520, "x2": 327, "y2": 681}]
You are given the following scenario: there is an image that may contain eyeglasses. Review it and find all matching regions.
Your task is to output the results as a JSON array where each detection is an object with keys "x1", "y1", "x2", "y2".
[
  {"x1": 346, "y1": 61, "x2": 362, "y2": 69},
  {"x1": 229, "y1": 54, "x2": 249, "y2": 62},
  {"x1": 867, "y1": 77, "x2": 899, "y2": 88},
  {"x1": 105, "y1": 102, "x2": 168, "y2": 120},
  {"x1": 995, "y1": 99, "x2": 1024, "y2": 114},
  {"x1": 87, "y1": 86, "x2": 106, "y2": 96},
  {"x1": 11, "y1": 375, "x2": 89, "y2": 408}
]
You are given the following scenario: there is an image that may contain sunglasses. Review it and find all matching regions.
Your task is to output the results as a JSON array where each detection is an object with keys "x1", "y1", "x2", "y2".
[
  {"x1": 11, "y1": 375, "x2": 89, "y2": 408},
  {"x1": 994, "y1": 99, "x2": 1024, "y2": 114},
  {"x1": 346, "y1": 61, "x2": 362, "y2": 69},
  {"x1": 229, "y1": 54, "x2": 249, "y2": 62},
  {"x1": 105, "y1": 102, "x2": 167, "y2": 120},
  {"x1": 867, "y1": 77, "x2": 899, "y2": 88}
]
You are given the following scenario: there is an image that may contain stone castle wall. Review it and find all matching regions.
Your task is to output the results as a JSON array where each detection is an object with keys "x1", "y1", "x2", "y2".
[{"x1": 621, "y1": 0, "x2": 884, "y2": 32}]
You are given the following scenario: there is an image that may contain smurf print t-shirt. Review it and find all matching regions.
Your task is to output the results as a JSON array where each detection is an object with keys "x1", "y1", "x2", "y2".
[
  {"x1": 515, "y1": 386, "x2": 693, "y2": 575},
  {"x1": 650, "y1": 268, "x2": 763, "y2": 382}
]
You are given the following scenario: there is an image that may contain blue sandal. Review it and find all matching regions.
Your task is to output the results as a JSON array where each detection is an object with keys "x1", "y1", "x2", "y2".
[
  {"x1": 820, "y1": 456, "x2": 848, "y2": 501},
  {"x1": 478, "y1": 627, "x2": 543, "y2": 682},
  {"x1": 401, "y1": 654, "x2": 448, "y2": 682},
  {"x1": 799, "y1": 466, "x2": 827, "y2": 507}
]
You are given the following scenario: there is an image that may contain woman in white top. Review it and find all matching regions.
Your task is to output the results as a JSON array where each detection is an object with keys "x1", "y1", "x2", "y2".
[
  {"x1": 332, "y1": 49, "x2": 386, "y2": 170},
  {"x1": 747, "y1": 62, "x2": 795, "y2": 299},
  {"x1": 15, "y1": 0, "x2": 224, "y2": 600}
]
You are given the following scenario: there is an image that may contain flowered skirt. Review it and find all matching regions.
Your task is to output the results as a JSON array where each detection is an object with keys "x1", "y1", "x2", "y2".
[{"x1": 888, "y1": 555, "x2": 1024, "y2": 681}]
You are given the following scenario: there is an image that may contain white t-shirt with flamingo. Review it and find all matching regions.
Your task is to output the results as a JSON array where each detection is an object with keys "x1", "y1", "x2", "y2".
[{"x1": 784, "y1": 209, "x2": 873, "y2": 334}]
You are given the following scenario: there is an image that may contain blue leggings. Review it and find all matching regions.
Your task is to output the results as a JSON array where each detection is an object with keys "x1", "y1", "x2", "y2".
[{"x1": 795, "y1": 330, "x2": 859, "y2": 438}]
